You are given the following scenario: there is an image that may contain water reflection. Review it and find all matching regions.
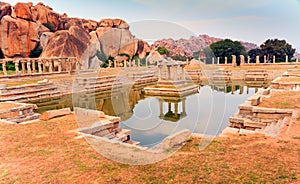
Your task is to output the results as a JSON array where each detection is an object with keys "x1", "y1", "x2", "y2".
[{"x1": 31, "y1": 80, "x2": 270, "y2": 146}]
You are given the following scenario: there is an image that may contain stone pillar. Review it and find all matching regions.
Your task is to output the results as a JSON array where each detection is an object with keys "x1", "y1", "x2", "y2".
[
  {"x1": 15, "y1": 61, "x2": 20, "y2": 74},
  {"x1": 32, "y1": 60, "x2": 37, "y2": 73},
  {"x1": 247, "y1": 56, "x2": 250, "y2": 64},
  {"x1": 27, "y1": 61, "x2": 32, "y2": 74},
  {"x1": 273, "y1": 56, "x2": 276, "y2": 64},
  {"x1": 145, "y1": 59, "x2": 148, "y2": 67},
  {"x1": 123, "y1": 60, "x2": 127, "y2": 68},
  {"x1": 296, "y1": 57, "x2": 299, "y2": 63},
  {"x1": 158, "y1": 65, "x2": 162, "y2": 80},
  {"x1": 2, "y1": 62, "x2": 7, "y2": 75},
  {"x1": 48, "y1": 61, "x2": 53, "y2": 72},
  {"x1": 181, "y1": 65, "x2": 185, "y2": 80},
  {"x1": 75, "y1": 61, "x2": 80, "y2": 72},
  {"x1": 168, "y1": 103, "x2": 171, "y2": 112},
  {"x1": 38, "y1": 61, "x2": 43, "y2": 73},
  {"x1": 167, "y1": 65, "x2": 171, "y2": 80},
  {"x1": 256, "y1": 56, "x2": 260, "y2": 64},
  {"x1": 264, "y1": 56, "x2": 267, "y2": 64},
  {"x1": 138, "y1": 59, "x2": 140, "y2": 67},
  {"x1": 174, "y1": 102, "x2": 179, "y2": 119},
  {"x1": 240, "y1": 55, "x2": 245, "y2": 66},
  {"x1": 286, "y1": 55, "x2": 288, "y2": 63},
  {"x1": 212, "y1": 57, "x2": 215, "y2": 65},
  {"x1": 58, "y1": 59, "x2": 62, "y2": 72},
  {"x1": 217, "y1": 57, "x2": 220, "y2": 65},
  {"x1": 21, "y1": 60, "x2": 26, "y2": 74},
  {"x1": 225, "y1": 57, "x2": 228, "y2": 65},
  {"x1": 42, "y1": 61, "x2": 47, "y2": 72},
  {"x1": 114, "y1": 60, "x2": 117, "y2": 68},
  {"x1": 159, "y1": 100, "x2": 163, "y2": 117},
  {"x1": 232, "y1": 55, "x2": 236, "y2": 67},
  {"x1": 182, "y1": 99, "x2": 186, "y2": 115}
]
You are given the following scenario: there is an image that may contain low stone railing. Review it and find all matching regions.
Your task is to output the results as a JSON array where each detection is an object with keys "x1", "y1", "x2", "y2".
[{"x1": 0, "y1": 57, "x2": 80, "y2": 76}]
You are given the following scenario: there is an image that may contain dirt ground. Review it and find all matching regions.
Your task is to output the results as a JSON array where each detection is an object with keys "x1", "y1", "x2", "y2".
[{"x1": 0, "y1": 111, "x2": 299, "y2": 183}]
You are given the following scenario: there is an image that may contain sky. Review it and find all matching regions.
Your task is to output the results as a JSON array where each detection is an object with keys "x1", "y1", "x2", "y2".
[{"x1": 6, "y1": 0, "x2": 300, "y2": 52}]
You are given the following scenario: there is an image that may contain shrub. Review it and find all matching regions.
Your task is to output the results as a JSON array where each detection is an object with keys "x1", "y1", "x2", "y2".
[
  {"x1": 30, "y1": 47, "x2": 43, "y2": 58},
  {"x1": 43, "y1": 22, "x2": 55, "y2": 32}
]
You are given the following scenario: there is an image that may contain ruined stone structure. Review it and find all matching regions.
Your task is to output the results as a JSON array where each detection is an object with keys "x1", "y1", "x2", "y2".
[{"x1": 0, "y1": 57, "x2": 79, "y2": 75}]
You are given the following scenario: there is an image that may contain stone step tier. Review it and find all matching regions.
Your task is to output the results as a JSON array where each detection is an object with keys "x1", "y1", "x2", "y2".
[
  {"x1": 0, "y1": 80, "x2": 62, "y2": 103},
  {"x1": 76, "y1": 108, "x2": 140, "y2": 146},
  {"x1": 0, "y1": 102, "x2": 40, "y2": 124},
  {"x1": 229, "y1": 89, "x2": 293, "y2": 134},
  {"x1": 212, "y1": 70, "x2": 232, "y2": 81},
  {"x1": 244, "y1": 70, "x2": 268, "y2": 81}
]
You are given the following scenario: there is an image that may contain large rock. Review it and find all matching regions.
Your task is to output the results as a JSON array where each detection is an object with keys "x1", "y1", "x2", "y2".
[
  {"x1": 41, "y1": 25, "x2": 90, "y2": 59},
  {"x1": 12, "y1": 2, "x2": 32, "y2": 21},
  {"x1": 97, "y1": 27, "x2": 136, "y2": 58},
  {"x1": 0, "y1": 3, "x2": 11, "y2": 20},
  {"x1": 0, "y1": 16, "x2": 39, "y2": 58},
  {"x1": 82, "y1": 19, "x2": 98, "y2": 32},
  {"x1": 99, "y1": 18, "x2": 129, "y2": 29},
  {"x1": 33, "y1": 3, "x2": 60, "y2": 30},
  {"x1": 40, "y1": 32, "x2": 54, "y2": 49}
]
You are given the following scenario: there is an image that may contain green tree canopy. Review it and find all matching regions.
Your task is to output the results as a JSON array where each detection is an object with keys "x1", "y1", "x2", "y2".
[
  {"x1": 260, "y1": 39, "x2": 295, "y2": 62},
  {"x1": 157, "y1": 46, "x2": 170, "y2": 55},
  {"x1": 248, "y1": 48, "x2": 264, "y2": 63},
  {"x1": 209, "y1": 39, "x2": 246, "y2": 65}
]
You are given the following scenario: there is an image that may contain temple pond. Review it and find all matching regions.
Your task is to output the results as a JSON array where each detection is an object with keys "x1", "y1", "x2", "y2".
[{"x1": 31, "y1": 80, "x2": 269, "y2": 147}]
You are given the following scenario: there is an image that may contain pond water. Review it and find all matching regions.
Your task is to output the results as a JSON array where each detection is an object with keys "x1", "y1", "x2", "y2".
[{"x1": 31, "y1": 81, "x2": 269, "y2": 147}]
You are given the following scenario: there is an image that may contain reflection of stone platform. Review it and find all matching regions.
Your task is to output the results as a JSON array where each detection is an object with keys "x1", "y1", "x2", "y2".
[
  {"x1": 0, "y1": 102, "x2": 40, "y2": 124},
  {"x1": 157, "y1": 96, "x2": 188, "y2": 122}
]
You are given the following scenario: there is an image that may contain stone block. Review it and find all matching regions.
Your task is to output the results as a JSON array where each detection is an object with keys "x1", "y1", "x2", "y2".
[
  {"x1": 159, "y1": 129, "x2": 191, "y2": 150},
  {"x1": 253, "y1": 107, "x2": 276, "y2": 113},
  {"x1": 40, "y1": 108, "x2": 71, "y2": 121}
]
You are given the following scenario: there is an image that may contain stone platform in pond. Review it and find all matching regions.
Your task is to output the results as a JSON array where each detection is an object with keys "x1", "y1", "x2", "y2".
[
  {"x1": 144, "y1": 80, "x2": 198, "y2": 97},
  {"x1": 0, "y1": 102, "x2": 40, "y2": 124}
]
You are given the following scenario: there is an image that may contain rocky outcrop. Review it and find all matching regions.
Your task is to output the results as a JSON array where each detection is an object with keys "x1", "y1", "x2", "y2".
[
  {"x1": 0, "y1": 2, "x2": 11, "y2": 19},
  {"x1": 0, "y1": 2, "x2": 150, "y2": 68},
  {"x1": 151, "y1": 34, "x2": 259, "y2": 58},
  {"x1": 41, "y1": 26, "x2": 90, "y2": 58},
  {"x1": 0, "y1": 15, "x2": 40, "y2": 58},
  {"x1": 12, "y1": 2, "x2": 32, "y2": 21}
]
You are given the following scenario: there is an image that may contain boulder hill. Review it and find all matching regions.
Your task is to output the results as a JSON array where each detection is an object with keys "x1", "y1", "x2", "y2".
[{"x1": 0, "y1": 1, "x2": 150, "y2": 65}]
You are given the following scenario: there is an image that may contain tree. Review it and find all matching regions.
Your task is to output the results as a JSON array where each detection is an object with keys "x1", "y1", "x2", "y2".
[
  {"x1": 157, "y1": 46, "x2": 170, "y2": 55},
  {"x1": 209, "y1": 39, "x2": 246, "y2": 65},
  {"x1": 248, "y1": 48, "x2": 264, "y2": 63},
  {"x1": 30, "y1": 47, "x2": 43, "y2": 58},
  {"x1": 260, "y1": 39, "x2": 295, "y2": 62}
]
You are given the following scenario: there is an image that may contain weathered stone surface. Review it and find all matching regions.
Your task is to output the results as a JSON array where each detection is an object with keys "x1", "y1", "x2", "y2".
[
  {"x1": 99, "y1": 18, "x2": 114, "y2": 27},
  {"x1": 0, "y1": 3, "x2": 11, "y2": 20},
  {"x1": 33, "y1": 3, "x2": 60, "y2": 30},
  {"x1": 40, "y1": 108, "x2": 71, "y2": 121},
  {"x1": 159, "y1": 129, "x2": 191, "y2": 150},
  {"x1": 82, "y1": 19, "x2": 98, "y2": 32},
  {"x1": 146, "y1": 50, "x2": 165, "y2": 64},
  {"x1": 12, "y1": 2, "x2": 32, "y2": 21},
  {"x1": 97, "y1": 28, "x2": 136, "y2": 58},
  {"x1": 40, "y1": 32, "x2": 54, "y2": 49},
  {"x1": 0, "y1": 16, "x2": 39, "y2": 58},
  {"x1": 41, "y1": 26, "x2": 90, "y2": 59}
]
